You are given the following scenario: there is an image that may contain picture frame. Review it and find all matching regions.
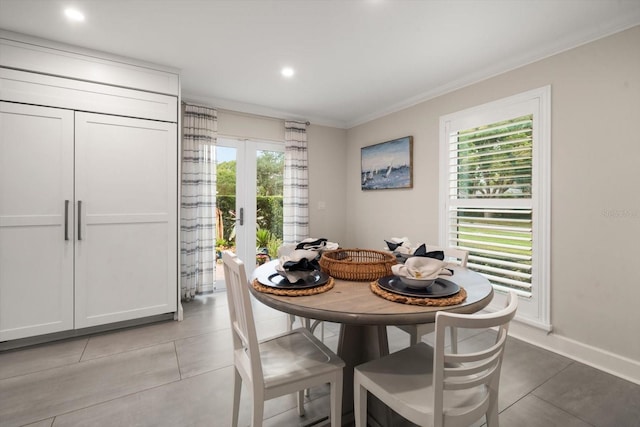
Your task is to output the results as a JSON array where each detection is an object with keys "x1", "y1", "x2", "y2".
[{"x1": 361, "y1": 136, "x2": 413, "y2": 190}]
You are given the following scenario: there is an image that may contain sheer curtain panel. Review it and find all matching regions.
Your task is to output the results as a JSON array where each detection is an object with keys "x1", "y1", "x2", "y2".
[
  {"x1": 283, "y1": 121, "x2": 309, "y2": 244},
  {"x1": 180, "y1": 104, "x2": 217, "y2": 300}
]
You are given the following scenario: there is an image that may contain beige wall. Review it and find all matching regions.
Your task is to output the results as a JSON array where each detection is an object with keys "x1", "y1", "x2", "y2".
[
  {"x1": 307, "y1": 125, "x2": 348, "y2": 242},
  {"x1": 345, "y1": 26, "x2": 640, "y2": 380},
  {"x1": 217, "y1": 109, "x2": 285, "y2": 141}
]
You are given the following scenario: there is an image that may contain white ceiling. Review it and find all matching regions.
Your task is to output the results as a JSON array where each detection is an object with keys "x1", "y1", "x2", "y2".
[{"x1": 1, "y1": 0, "x2": 639, "y2": 128}]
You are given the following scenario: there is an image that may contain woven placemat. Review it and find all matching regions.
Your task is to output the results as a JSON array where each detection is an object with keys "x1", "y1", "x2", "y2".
[
  {"x1": 252, "y1": 277, "x2": 335, "y2": 296},
  {"x1": 370, "y1": 281, "x2": 467, "y2": 306}
]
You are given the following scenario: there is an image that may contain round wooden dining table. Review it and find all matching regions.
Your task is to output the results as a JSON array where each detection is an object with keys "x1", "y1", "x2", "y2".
[{"x1": 249, "y1": 260, "x2": 494, "y2": 426}]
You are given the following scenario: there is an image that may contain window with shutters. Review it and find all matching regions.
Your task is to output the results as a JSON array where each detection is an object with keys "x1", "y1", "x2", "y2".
[{"x1": 439, "y1": 87, "x2": 551, "y2": 329}]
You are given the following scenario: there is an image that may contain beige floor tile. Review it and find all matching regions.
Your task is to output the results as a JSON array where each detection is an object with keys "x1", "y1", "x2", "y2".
[
  {"x1": 80, "y1": 305, "x2": 230, "y2": 361},
  {"x1": 0, "y1": 342, "x2": 180, "y2": 426},
  {"x1": 497, "y1": 335, "x2": 573, "y2": 412},
  {"x1": 21, "y1": 419, "x2": 54, "y2": 427},
  {"x1": 453, "y1": 330, "x2": 573, "y2": 412},
  {"x1": 262, "y1": 392, "x2": 335, "y2": 427},
  {"x1": 180, "y1": 292, "x2": 229, "y2": 318},
  {"x1": 499, "y1": 395, "x2": 592, "y2": 427},
  {"x1": 0, "y1": 339, "x2": 87, "y2": 380},
  {"x1": 533, "y1": 363, "x2": 640, "y2": 427},
  {"x1": 174, "y1": 329, "x2": 233, "y2": 379},
  {"x1": 51, "y1": 369, "x2": 230, "y2": 427},
  {"x1": 51, "y1": 366, "x2": 300, "y2": 427}
]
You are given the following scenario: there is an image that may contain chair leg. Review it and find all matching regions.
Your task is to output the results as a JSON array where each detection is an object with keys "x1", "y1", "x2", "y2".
[
  {"x1": 310, "y1": 319, "x2": 324, "y2": 341},
  {"x1": 303, "y1": 317, "x2": 312, "y2": 398},
  {"x1": 354, "y1": 375, "x2": 367, "y2": 427},
  {"x1": 251, "y1": 397, "x2": 265, "y2": 427},
  {"x1": 302, "y1": 318, "x2": 312, "y2": 397},
  {"x1": 297, "y1": 390, "x2": 305, "y2": 416},
  {"x1": 485, "y1": 379, "x2": 500, "y2": 427},
  {"x1": 232, "y1": 368, "x2": 242, "y2": 427},
  {"x1": 485, "y1": 394, "x2": 499, "y2": 427},
  {"x1": 330, "y1": 373, "x2": 343, "y2": 427},
  {"x1": 289, "y1": 314, "x2": 321, "y2": 401},
  {"x1": 410, "y1": 329, "x2": 420, "y2": 345},
  {"x1": 287, "y1": 314, "x2": 295, "y2": 331}
]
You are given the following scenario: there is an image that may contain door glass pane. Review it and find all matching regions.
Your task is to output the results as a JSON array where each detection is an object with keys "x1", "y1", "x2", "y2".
[
  {"x1": 215, "y1": 142, "x2": 285, "y2": 289},
  {"x1": 215, "y1": 145, "x2": 237, "y2": 290},
  {"x1": 255, "y1": 149, "x2": 284, "y2": 266}
]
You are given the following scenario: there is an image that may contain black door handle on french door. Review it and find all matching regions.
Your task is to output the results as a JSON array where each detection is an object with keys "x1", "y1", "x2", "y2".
[
  {"x1": 77, "y1": 200, "x2": 82, "y2": 241},
  {"x1": 239, "y1": 207, "x2": 244, "y2": 226},
  {"x1": 64, "y1": 200, "x2": 69, "y2": 241}
]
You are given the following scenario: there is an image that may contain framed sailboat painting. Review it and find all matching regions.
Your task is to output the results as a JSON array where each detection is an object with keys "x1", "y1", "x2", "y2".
[{"x1": 361, "y1": 136, "x2": 413, "y2": 190}]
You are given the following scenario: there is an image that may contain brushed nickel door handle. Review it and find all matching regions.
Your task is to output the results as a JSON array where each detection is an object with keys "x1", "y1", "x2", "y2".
[
  {"x1": 64, "y1": 200, "x2": 69, "y2": 241},
  {"x1": 77, "y1": 200, "x2": 82, "y2": 241}
]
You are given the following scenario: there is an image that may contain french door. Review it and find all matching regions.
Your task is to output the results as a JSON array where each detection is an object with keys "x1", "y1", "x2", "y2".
[{"x1": 215, "y1": 138, "x2": 284, "y2": 287}]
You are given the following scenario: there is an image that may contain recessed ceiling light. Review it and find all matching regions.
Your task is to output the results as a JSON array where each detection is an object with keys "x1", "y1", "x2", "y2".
[
  {"x1": 64, "y1": 8, "x2": 85, "y2": 22},
  {"x1": 281, "y1": 67, "x2": 295, "y2": 78}
]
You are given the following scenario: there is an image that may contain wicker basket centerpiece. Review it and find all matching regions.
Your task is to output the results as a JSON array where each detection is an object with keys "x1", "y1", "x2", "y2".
[{"x1": 319, "y1": 248, "x2": 397, "y2": 281}]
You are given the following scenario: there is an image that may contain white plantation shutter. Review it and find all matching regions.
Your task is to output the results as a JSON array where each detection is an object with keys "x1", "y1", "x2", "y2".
[
  {"x1": 447, "y1": 115, "x2": 534, "y2": 296},
  {"x1": 440, "y1": 87, "x2": 551, "y2": 329},
  {"x1": 449, "y1": 207, "x2": 533, "y2": 296},
  {"x1": 450, "y1": 116, "x2": 533, "y2": 199}
]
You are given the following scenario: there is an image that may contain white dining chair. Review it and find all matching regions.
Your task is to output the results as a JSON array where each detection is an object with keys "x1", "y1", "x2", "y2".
[
  {"x1": 354, "y1": 291, "x2": 518, "y2": 427},
  {"x1": 222, "y1": 251, "x2": 344, "y2": 427},
  {"x1": 395, "y1": 246, "x2": 469, "y2": 353}
]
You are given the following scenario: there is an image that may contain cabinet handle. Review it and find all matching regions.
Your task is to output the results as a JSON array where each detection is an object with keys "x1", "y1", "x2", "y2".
[
  {"x1": 77, "y1": 200, "x2": 82, "y2": 241},
  {"x1": 64, "y1": 200, "x2": 70, "y2": 241}
]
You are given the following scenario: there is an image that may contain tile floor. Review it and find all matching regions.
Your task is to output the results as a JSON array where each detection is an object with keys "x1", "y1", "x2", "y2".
[{"x1": 1, "y1": 291, "x2": 639, "y2": 427}]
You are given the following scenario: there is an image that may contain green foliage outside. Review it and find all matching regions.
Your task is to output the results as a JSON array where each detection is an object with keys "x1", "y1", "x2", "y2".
[
  {"x1": 257, "y1": 196, "x2": 284, "y2": 238},
  {"x1": 456, "y1": 115, "x2": 533, "y2": 199},
  {"x1": 215, "y1": 150, "x2": 284, "y2": 259},
  {"x1": 215, "y1": 151, "x2": 284, "y2": 197},
  {"x1": 257, "y1": 151, "x2": 284, "y2": 196},
  {"x1": 215, "y1": 160, "x2": 236, "y2": 196}
]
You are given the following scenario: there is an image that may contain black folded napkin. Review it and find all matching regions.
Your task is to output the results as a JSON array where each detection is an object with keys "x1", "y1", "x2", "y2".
[
  {"x1": 385, "y1": 240, "x2": 403, "y2": 251},
  {"x1": 412, "y1": 244, "x2": 445, "y2": 260},
  {"x1": 295, "y1": 238, "x2": 328, "y2": 250},
  {"x1": 282, "y1": 258, "x2": 319, "y2": 271},
  {"x1": 394, "y1": 245, "x2": 454, "y2": 274},
  {"x1": 412, "y1": 245, "x2": 454, "y2": 274}
]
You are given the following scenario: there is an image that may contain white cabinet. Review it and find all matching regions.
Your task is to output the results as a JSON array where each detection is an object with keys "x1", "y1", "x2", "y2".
[
  {"x1": 0, "y1": 105, "x2": 177, "y2": 340},
  {"x1": 0, "y1": 103, "x2": 75, "y2": 340},
  {"x1": 0, "y1": 33, "x2": 180, "y2": 342},
  {"x1": 74, "y1": 113, "x2": 177, "y2": 328}
]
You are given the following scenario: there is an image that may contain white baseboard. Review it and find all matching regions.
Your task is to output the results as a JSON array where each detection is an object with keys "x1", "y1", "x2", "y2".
[{"x1": 509, "y1": 319, "x2": 640, "y2": 385}]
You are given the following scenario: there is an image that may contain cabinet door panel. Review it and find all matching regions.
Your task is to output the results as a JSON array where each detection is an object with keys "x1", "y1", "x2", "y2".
[
  {"x1": 80, "y1": 223, "x2": 171, "y2": 321},
  {"x1": 0, "y1": 102, "x2": 74, "y2": 340},
  {"x1": 74, "y1": 112, "x2": 177, "y2": 328}
]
